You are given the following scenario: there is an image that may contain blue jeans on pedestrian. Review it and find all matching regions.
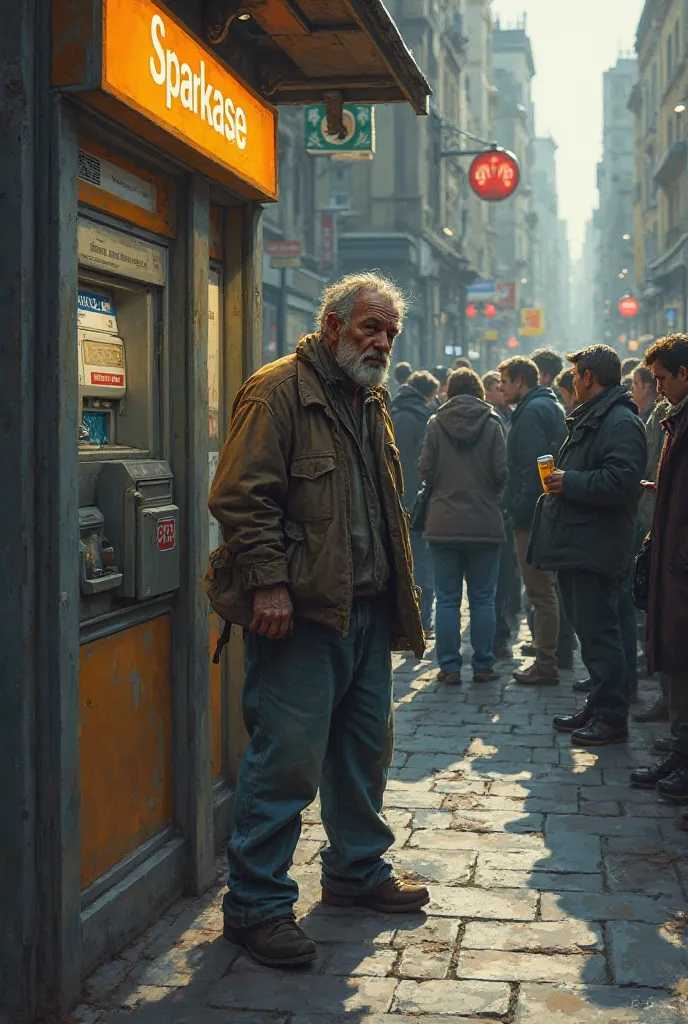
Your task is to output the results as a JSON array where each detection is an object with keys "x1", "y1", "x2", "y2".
[
  {"x1": 410, "y1": 528, "x2": 434, "y2": 631},
  {"x1": 223, "y1": 597, "x2": 395, "y2": 929},
  {"x1": 430, "y1": 542, "x2": 501, "y2": 674}
]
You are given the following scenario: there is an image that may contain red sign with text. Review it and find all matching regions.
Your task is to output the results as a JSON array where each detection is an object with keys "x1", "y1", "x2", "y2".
[
  {"x1": 265, "y1": 240, "x2": 302, "y2": 256},
  {"x1": 91, "y1": 371, "x2": 124, "y2": 387},
  {"x1": 321, "y1": 213, "x2": 335, "y2": 269},
  {"x1": 469, "y1": 150, "x2": 520, "y2": 202},
  {"x1": 618, "y1": 296, "x2": 639, "y2": 318},
  {"x1": 156, "y1": 518, "x2": 176, "y2": 552}
]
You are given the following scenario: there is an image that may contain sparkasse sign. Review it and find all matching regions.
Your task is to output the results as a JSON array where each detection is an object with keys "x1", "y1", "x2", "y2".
[{"x1": 53, "y1": 0, "x2": 278, "y2": 201}]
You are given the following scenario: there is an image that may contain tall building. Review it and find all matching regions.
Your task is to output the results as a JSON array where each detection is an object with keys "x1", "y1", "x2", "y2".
[
  {"x1": 531, "y1": 136, "x2": 570, "y2": 349},
  {"x1": 597, "y1": 56, "x2": 637, "y2": 350},
  {"x1": 632, "y1": 0, "x2": 688, "y2": 340},
  {"x1": 492, "y1": 17, "x2": 537, "y2": 348}
]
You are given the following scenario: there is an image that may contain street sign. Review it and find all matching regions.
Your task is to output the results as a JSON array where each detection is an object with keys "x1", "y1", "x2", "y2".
[
  {"x1": 266, "y1": 240, "x2": 302, "y2": 257},
  {"x1": 484, "y1": 330, "x2": 500, "y2": 341},
  {"x1": 469, "y1": 149, "x2": 520, "y2": 202},
  {"x1": 497, "y1": 281, "x2": 517, "y2": 309},
  {"x1": 467, "y1": 278, "x2": 498, "y2": 301},
  {"x1": 520, "y1": 308, "x2": 544, "y2": 336},
  {"x1": 305, "y1": 104, "x2": 375, "y2": 156},
  {"x1": 666, "y1": 306, "x2": 679, "y2": 327},
  {"x1": 321, "y1": 213, "x2": 335, "y2": 269},
  {"x1": 618, "y1": 296, "x2": 639, "y2": 318},
  {"x1": 270, "y1": 256, "x2": 301, "y2": 269}
]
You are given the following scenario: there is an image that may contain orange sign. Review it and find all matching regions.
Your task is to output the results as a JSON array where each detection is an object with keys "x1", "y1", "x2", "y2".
[
  {"x1": 520, "y1": 308, "x2": 544, "y2": 337},
  {"x1": 53, "y1": 0, "x2": 277, "y2": 201}
]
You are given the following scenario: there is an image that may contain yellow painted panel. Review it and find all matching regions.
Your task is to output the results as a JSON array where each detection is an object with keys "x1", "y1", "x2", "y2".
[
  {"x1": 210, "y1": 612, "x2": 223, "y2": 781},
  {"x1": 80, "y1": 616, "x2": 173, "y2": 890}
]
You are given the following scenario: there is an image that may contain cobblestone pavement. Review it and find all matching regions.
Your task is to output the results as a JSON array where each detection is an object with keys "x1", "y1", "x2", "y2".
[{"x1": 77, "y1": 629, "x2": 688, "y2": 1024}]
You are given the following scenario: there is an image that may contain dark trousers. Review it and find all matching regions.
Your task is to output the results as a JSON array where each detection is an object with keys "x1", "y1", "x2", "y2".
[
  {"x1": 558, "y1": 569, "x2": 629, "y2": 726},
  {"x1": 495, "y1": 528, "x2": 520, "y2": 644},
  {"x1": 525, "y1": 583, "x2": 576, "y2": 662},
  {"x1": 410, "y1": 528, "x2": 434, "y2": 632},
  {"x1": 669, "y1": 674, "x2": 688, "y2": 759},
  {"x1": 618, "y1": 556, "x2": 639, "y2": 699}
]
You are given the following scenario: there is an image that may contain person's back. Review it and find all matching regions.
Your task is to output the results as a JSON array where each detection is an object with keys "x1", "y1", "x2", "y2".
[
  {"x1": 390, "y1": 371, "x2": 438, "y2": 506},
  {"x1": 420, "y1": 395, "x2": 507, "y2": 545},
  {"x1": 418, "y1": 369, "x2": 507, "y2": 685}
]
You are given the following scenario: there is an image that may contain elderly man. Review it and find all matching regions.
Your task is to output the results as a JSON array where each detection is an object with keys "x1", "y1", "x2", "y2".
[{"x1": 208, "y1": 272, "x2": 427, "y2": 969}]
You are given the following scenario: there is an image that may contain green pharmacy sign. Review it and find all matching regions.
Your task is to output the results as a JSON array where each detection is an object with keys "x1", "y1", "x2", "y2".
[{"x1": 304, "y1": 104, "x2": 376, "y2": 158}]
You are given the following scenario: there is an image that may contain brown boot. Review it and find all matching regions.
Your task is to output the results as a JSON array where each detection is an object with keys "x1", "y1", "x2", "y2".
[
  {"x1": 223, "y1": 914, "x2": 317, "y2": 967},
  {"x1": 513, "y1": 664, "x2": 559, "y2": 686},
  {"x1": 322, "y1": 876, "x2": 430, "y2": 913}
]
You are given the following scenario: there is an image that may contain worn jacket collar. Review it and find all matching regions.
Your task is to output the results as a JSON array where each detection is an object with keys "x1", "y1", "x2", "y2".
[
  {"x1": 566, "y1": 385, "x2": 635, "y2": 433},
  {"x1": 511, "y1": 385, "x2": 558, "y2": 424}
]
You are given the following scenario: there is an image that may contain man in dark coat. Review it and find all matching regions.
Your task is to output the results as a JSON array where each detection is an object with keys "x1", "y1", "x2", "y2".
[
  {"x1": 499, "y1": 357, "x2": 567, "y2": 685},
  {"x1": 529, "y1": 345, "x2": 647, "y2": 746},
  {"x1": 630, "y1": 335, "x2": 688, "y2": 810},
  {"x1": 391, "y1": 370, "x2": 439, "y2": 633}
]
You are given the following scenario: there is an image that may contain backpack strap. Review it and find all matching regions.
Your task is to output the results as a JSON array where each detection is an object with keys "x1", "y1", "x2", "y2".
[{"x1": 212, "y1": 620, "x2": 233, "y2": 665}]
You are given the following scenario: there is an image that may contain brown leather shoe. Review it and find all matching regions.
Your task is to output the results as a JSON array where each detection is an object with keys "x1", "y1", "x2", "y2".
[
  {"x1": 437, "y1": 670, "x2": 461, "y2": 685},
  {"x1": 632, "y1": 696, "x2": 669, "y2": 723},
  {"x1": 223, "y1": 914, "x2": 317, "y2": 967},
  {"x1": 513, "y1": 665, "x2": 559, "y2": 686},
  {"x1": 474, "y1": 670, "x2": 500, "y2": 683},
  {"x1": 322, "y1": 876, "x2": 430, "y2": 913}
]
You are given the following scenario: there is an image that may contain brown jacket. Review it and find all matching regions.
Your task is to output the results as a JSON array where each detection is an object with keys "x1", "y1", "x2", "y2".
[
  {"x1": 646, "y1": 399, "x2": 688, "y2": 675},
  {"x1": 207, "y1": 334, "x2": 425, "y2": 658},
  {"x1": 418, "y1": 395, "x2": 508, "y2": 545}
]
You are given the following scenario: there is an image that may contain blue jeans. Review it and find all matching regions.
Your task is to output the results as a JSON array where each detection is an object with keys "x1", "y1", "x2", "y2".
[
  {"x1": 223, "y1": 598, "x2": 395, "y2": 928},
  {"x1": 430, "y1": 542, "x2": 501, "y2": 674},
  {"x1": 410, "y1": 528, "x2": 434, "y2": 631}
]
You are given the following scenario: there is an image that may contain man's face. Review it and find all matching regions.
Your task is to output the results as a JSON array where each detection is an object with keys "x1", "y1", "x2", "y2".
[
  {"x1": 538, "y1": 371, "x2": 553, "y2": 387},
  {"x1": 560, "y1": 386, "x2": 576, "y2": 414},
  {"x1": 651, "y1": 359, "x2": 688, "y2": 406},
  {"x1": 486, "y1": 382, "x2": 506, "y2": 408},
  {"x1": 572, "y1": 363, "x2": 594, "y2": 404},
  {"x1": 499, "y1": 371, "x2": 523, "y2": 405},
  {"x1": 632, "y1": 372, "x2": 655, "y2": 412},
  {"x1": 327, "y1": 289, "x2": 399, "y2": 388}
]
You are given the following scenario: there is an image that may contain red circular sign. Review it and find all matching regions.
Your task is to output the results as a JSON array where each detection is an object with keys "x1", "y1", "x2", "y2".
[
  {"x1": 469, "y1": 149, "x2": 520, "y2": 202},
  {"x1": 507, "y1": 336, "x2": 520, "y2": 350},
  {"x1": 484, "y1": 303, "x2": 497, "y2": 319},
  {"x1": 618, "y1": 296, "x2": 639, "y2": 318},
  {"x1": 466, "y1": 303, "x2": 478, "y2": 319}
]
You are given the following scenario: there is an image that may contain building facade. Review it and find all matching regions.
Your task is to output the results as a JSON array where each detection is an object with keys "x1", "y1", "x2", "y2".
[
  {"x1": 633, "y1": 0, "x2": 688, "y2": 340},
  {"x1": 531, "y1": 135, "x2": 571, "y2": 349},
  {"x1": 0, "y1": 1, "x2": 429, "y2": 1018}
]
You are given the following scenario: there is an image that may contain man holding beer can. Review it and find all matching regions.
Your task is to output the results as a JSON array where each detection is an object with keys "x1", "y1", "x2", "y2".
[{"x1": 528, "y1": 346, "x2": 647, "y2": 746}]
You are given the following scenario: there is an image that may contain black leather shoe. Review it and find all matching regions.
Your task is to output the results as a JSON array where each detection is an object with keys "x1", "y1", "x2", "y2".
[
  {"x1": 571, "y1": 716, "x2": 629, "y2": 746},
  {"x1": 520, "y1": 643, "x2": 536, "y2": 657},
  {"x1": 572, "y1": 677, "x2": 593, "y2": 693},
  {"x1": 633, "y1": 696, "x2": 669, "y2": 723},
  {"x1": 553, "y1": 707, "x2": 592, "y2": 733},
  {"x1": 654, "y1": 736, "x2": 673, "y2": 753},
  {"x1": 630, "y1": 752, "x2": 684, "y2": 789},
  {"x1": 224, "y1": 914, "x2": 317, "y2": 967},
  {"x1": 657, "y1": 762, "x2": 688, "y2": 803}
]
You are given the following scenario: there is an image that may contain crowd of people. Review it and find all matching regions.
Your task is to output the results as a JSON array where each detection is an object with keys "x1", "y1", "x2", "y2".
[
  {"x1": 207, "y1": 271, "x2": 688, "y2": 968},
  {"x1": 391, "y1": 335, "x2": 688, "y2": 788}
]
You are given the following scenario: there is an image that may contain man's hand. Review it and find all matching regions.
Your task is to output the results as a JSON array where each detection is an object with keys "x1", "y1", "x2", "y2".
[
  {"x1": 545, "y1": 470, "x2": 565, "y2": 495},
  {"x1": 250, "y1": 584, "x2": 294, "y2": 640}
]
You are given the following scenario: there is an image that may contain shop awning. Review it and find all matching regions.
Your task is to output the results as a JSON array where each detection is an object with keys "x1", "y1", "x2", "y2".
[{"x1": 207, "y1": 0, "x2": 432, "y2": 114}]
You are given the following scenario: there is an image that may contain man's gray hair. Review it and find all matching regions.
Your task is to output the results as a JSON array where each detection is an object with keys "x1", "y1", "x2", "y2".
[{"x1": 316, "y1": 272, "x2": 408, "y2": 332}]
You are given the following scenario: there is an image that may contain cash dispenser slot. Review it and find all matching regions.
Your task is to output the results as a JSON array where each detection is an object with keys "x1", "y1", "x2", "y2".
[{"x1": 97, "y1": 460, "x2": 180, "y2": 600}]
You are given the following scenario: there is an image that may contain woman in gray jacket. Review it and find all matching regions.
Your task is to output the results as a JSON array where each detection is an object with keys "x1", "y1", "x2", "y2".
[{"x1": 419, "y1": 368, "x2": 508, "y2": 685}]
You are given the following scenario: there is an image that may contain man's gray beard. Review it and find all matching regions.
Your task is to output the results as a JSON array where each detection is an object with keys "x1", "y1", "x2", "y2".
[{"x1": 334, "y1": 336, "x2": 390, "y2": 388}]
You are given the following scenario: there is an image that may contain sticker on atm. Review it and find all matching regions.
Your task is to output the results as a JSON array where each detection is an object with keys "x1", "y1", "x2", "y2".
[
  {"x1": 90, "y1": 371, "x2": 125, "y2": 387},
  {"x1": 156, "y1": 518, "x2": 176, "y2": 551}
]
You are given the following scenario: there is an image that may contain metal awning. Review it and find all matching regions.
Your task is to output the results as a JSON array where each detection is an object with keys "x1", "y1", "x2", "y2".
[{"x1": 203, "y1": 0, "x2": 432, "y2": 114}]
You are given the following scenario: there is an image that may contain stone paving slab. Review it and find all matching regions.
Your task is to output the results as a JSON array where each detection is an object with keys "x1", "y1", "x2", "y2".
[
  {"x1": 513, "y1": 984, "x2": 684, "y2": 1023},
  {"x1": 207, "y1": 975, "x2": 398, "y2": 1014},
  {"x1": 540, "y1": 891, "x2": 682, "y2": 924},
  {"x1": 390, "y1": 848, "x2": 475, "y2": 884},
  {"x1": 462, "y1": 920, "x2": 603, "y2": 953},
  {"x1": 392, "y1": 979, "x2": 511, "y2": 1017},
  {"x1": 426, "y1": 884, "x2": 538, "y2": 919},
  {"x1": 456, "y1": 948, "x2": 607, "y2": 984},
  {"x1": 607, "y1": 921, "x2": 688, "y2": 987},
  {"x1": 473, "y1": 867, "x2": 603, "y2": 892}
]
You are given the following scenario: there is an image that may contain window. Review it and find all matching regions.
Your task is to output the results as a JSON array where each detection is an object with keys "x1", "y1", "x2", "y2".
[{"x1": 667, "y1": 32, "x2": 674, "y2": 84}]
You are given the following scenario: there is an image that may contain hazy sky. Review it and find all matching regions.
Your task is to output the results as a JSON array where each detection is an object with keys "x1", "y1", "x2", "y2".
[{"x1": 491, "y1": 0, "x2": 645, "y2": 259}]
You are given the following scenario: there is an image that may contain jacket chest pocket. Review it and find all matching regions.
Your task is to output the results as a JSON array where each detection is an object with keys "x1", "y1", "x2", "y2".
[{"x1": 288, "y1": 452, "x2": 337, "y2": 522}]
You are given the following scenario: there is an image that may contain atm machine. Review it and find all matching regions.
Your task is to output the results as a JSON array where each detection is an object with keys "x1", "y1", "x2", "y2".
[{"x1": 76, "y1": 230, "x2": 180, "y2": 620}]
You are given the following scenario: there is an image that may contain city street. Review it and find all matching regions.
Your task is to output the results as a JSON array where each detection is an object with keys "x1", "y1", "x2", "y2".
[{"x1": 77, "y1": 626, "x2": 688, "y2": 1024}]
